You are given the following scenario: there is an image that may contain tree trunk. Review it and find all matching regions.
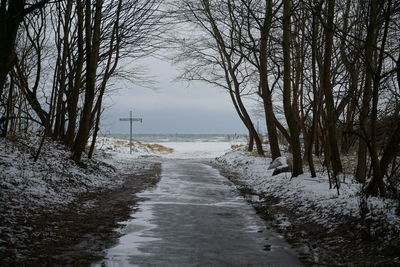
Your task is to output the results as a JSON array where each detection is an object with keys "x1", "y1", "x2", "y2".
[
  {"x1": 227, "y1": 83, "x2": 255, "y2": 153},
  {"x1": 88, "y1": 108, "x2": 101, "y2": 159},
  {"x1": 0, "y1": 0, "x2": 50, "y2": 108},
  {"x1": 248, "y1": 130, "x2": 254, "y2": 152},
  {"x1": 321, "y1": 0, "x2": 342, "y2": 176},
  {"x1": 53, "y1": 0, "x2": 73, "y2": 140},
  {"x1": 232, "y1": 81, "x2": 263, "y2": 155},
  {"x1": 1, "y1": 76, "x2": 14, "y2": 137},
  {"x1": 263, "y1": 92, "x2": 280, "y2": 159},
  {"x1": 365, "y1": 0, "x2": 391, "y2": 197},
  {"x1": 88, "y1": 0, "x2": 122, "y2": 159},
  {"x1": 0, "y1": 0, "x2": 24, "y2": 104},
  {"x1": 356, "y1": 0, "x2": 379, "y2": 183},
  {"x1": 307, "y1": 10, "x2": 319, "y2": 178},
  {"x1": 259, "y1": 0, "x2": 280, "y2": 160},
  {"x1": 339, "y1": 0, "x2": 359, "y2": 154},
  {"x1": 72, "y1": 0, "x2": 103, "y2": 163},
  {"x1": 282, "y1": 0, "x2": 303, "y2": 177},
  {"x1": 65, "y1": 0, "x2": 85, "y2": 148},
  {"x1": 203, "y1": 0, "x2": 264, "y2": 156}
]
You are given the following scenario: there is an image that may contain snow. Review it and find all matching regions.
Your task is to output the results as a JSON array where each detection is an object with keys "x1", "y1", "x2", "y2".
[
  {"x1": 160, "y1": 141, "x2": 231, "y2": 159},
  {"x1": 0, "y1": 134, "x2": 160, "y2": 253},
  {"x1": 3, "y1": 133, "x2": 398, "y2": 260},
  {"x1": 268, "y1": 156, "x2": 288, "y2": 170},
  {"x1": 95, "y1": 136, "x2": 238, "y2": 159},
  {"x1": 93, "y1": 136, "x2": 172, "y2": 160},
  {"x1": 5, "y1": 134, "x2": 397, "y2": 233},
  {"x1": 0, "y1": 135, "x2": 237, "y2": 232},
  {"x1": 214, "y1": 148, "x2": 400, "y2": 235},
  {"x1": 0, "y1": 136, "x2": 120, "y2": 210}
]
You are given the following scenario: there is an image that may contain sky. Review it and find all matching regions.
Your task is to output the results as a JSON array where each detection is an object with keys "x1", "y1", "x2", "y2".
[{"x1": 101, "y1": 57, "x2": 254, "y2": 135}]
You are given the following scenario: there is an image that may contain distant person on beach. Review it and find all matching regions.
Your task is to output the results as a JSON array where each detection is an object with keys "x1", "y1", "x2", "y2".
[{"x1": 232, "y1": 132, "x2": 238, "y2": 142}]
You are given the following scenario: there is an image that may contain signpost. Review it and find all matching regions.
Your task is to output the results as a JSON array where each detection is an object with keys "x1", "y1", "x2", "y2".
[{"x1": 120, "y1": 111, "x2": 142, "y2": 154}]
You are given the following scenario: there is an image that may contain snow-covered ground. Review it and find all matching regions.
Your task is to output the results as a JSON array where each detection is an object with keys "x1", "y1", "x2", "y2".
[
  {"x1": 2, "y1": 134, "x2": 399, "y2": 264},
  {"x1": 0, "y1": 136, "x2": 118, "y2": 211},
  {"x1": 157, "y1": 141, "x2": 231, "y2": 159},
  {"x1": 95, "y1": 136, "x2": 240, "y2": 159},
  {"x1": 214, "y1": 148, "x2": 400, "y2": 237},
  {"x1": 0, "y1": 135, "x2": 237, "y2": 224},
  {"x1": 0, "y1": 135, "x2": 167, "y2": 251},
  {"x1": 94, "y1": 136, "x2": 173, "y2": 160},
  {"x1": 5, "y1": 134, "x2": 397, "y2": 233},
  {"x1": 3, "y1": 134, "x2": 398, "y2": 255}
]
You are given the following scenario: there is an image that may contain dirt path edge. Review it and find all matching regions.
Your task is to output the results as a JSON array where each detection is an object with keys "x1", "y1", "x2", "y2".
[
  {"x1": 1, "y1": 162, "x2": 161, "y2": 266},
  {"x1": 214, "y1": 164, "x2": 400, "y2": 266}
]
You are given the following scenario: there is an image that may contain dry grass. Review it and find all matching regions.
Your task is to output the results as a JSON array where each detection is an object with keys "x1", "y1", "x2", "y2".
[
  {"x1": 231, "y1": 144, "x2": 245, "y2": 150},
  {"x1": 144, "y1": 143, "x2": 174, "y2": 154},
  {"x1": 115, "y1": 140, "x2": 129, "y2": 146},
  {"x1": 97, "y1": 138, "x2": 173, "y2": 154}
]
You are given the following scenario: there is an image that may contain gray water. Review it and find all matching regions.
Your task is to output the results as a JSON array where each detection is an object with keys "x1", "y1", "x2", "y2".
[{"x1": 104, "y1": 133, "x2": 248, "y2": 143}]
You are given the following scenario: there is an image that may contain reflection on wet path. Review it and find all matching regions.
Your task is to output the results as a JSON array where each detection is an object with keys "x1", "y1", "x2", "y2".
[{"x1": 95, "y1": 160, "x2": 301, "y2": 267}]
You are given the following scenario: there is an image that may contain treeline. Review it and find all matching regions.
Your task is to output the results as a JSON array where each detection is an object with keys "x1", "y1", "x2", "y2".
[
  {"x1": 171, "y1": 0, "x2": 400, "y2": 197},
  {"x1": 0, "y1": 0, "x2": 161, "y2": 162}
]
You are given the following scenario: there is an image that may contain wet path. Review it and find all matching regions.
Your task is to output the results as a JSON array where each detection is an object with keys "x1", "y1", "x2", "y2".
[{"x1": 94, "y1": 160, "x2": 301, "y2": 267}]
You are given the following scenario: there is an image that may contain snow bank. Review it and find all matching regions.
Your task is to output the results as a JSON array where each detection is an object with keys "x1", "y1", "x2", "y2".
[
  {"x1": 0, "y1": 136, "x2": 119, "y2": 210},
  {"x1": 0, "y1": 135, "x2": 156, "y2": 237},
  {"x1": 215, "y1": 149, "x2": 400, "y2": 233},
  {"x1": 0, "y1": 136, "x2": 169, "y2": 217},
  {"x1": 0, "y1": 134, "x2": 164, "y2": 260}
]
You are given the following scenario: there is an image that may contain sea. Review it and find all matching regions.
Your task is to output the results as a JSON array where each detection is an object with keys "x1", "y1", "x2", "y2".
[{"x1": 106, "y1": 133, "x2": 248, "y2": 143}]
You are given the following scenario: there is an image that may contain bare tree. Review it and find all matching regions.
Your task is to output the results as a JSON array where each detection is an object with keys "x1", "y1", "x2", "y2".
[
  {"x1": 0, "y1": 0, "x2": 53, "y2": 111},
  {"x1": 282, "y1": 0, "x2": 303, "y2": 177},
  {"x1": 170, "y1": 0, "x2": 265, "y2": 155}
]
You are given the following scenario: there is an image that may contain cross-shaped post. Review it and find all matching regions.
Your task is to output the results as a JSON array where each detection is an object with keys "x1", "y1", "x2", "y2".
[{"x1": 120, "y1": 111, "x2": 143, "y2": 154}]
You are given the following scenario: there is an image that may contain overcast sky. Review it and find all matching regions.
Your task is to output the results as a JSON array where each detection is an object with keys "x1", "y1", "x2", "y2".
[{"x1": 101, "y1": 57, "x2": 254, "y2": 135}]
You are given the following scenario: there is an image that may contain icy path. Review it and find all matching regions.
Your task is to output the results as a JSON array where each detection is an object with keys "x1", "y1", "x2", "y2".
[{"x1": 94, "y1": 160, "x2": 301, "y2": 267}]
